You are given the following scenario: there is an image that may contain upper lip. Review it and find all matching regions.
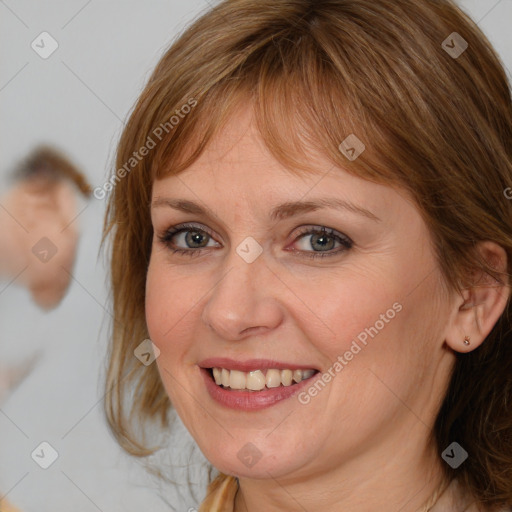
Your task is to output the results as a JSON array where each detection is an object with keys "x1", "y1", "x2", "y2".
[{"x1": 198, "y1": 357, "x2": 319, "y2": 372}]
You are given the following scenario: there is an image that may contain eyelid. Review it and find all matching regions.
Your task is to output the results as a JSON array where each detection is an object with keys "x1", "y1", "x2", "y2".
[
  {"x1": 158, "y1": 222, "x2": 220, "y2": 245},
  {"x1": 292, "y1": 225, "x2": 352, "y2": 243},
  {"x1": 158, "y1": 222, "x2": 351, "y2": 243},
  {"x1": 157, "y1": 221, "x2": 353, "y2": 259}
]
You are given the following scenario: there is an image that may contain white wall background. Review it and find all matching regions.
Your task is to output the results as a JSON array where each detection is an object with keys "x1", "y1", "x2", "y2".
[{"x1": 0, "y1": 1, "x2": 510, "y2": 511}]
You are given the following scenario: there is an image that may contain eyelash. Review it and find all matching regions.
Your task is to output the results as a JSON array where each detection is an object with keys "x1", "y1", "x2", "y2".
[{"x1": 157, "y1": 222, "x2": 353, "y2": 260}]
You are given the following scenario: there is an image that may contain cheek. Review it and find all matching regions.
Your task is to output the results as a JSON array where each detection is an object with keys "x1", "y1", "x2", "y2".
[
  {"x1": 145, "y1": 263, "x2": 195, "y2": 407},
  {"x1": 295, "y1": 265, "x2": 404, "y2": 360},
  {"x1": 145, "y1": 259, "x2": 207, "y2": 362},
  {"x1": 300, "y1": 256, "x2": 443, "y2": 386},
  {"x1": 145, "y1": 261, "x2": 182, "y2": 348}
]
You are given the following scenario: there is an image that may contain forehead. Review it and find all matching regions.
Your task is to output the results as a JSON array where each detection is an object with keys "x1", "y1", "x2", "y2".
[
  {"x1": 158, "y1": 106, "x2": 343, "y2": 187},
  {"x1": 150, "y1": 103, "x2": 413, "y2": 222}
]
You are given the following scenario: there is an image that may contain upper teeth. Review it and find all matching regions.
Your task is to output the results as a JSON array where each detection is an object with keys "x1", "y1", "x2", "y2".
[{"x1": 211, "y1": 368, "x2": 316, "y2": 390}]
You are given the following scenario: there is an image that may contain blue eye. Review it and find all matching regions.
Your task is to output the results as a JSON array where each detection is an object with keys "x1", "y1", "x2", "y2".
[
  {"x1": 157, "y1": 223, "x2": 219, "y2": 258},
  {"x1": 157, "y1": 223, "x2": 353, "y2": 259},
  {"x1": 291, "y1": 226, "x2": 353, "y2": 259}
]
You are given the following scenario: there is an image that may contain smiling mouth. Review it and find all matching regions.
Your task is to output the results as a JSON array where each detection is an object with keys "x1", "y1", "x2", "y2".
[{"x1": 207, "y1": 367, "x2": 319, "y2": 391}]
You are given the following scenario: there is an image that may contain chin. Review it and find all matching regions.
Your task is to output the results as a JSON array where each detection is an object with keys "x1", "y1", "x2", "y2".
[{"x1": 198, "y1": 435, "x2": 310, "y2": 480}]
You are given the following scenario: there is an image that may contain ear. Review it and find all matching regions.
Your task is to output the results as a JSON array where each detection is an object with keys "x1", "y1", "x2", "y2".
[{"x1": 445, "y1": 241, "x2": 510, "y2": 353}]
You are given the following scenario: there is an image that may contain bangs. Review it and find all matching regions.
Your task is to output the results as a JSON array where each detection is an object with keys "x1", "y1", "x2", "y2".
[{"x1": 148, "y1": 30, "x2": 402, "y2": 190}]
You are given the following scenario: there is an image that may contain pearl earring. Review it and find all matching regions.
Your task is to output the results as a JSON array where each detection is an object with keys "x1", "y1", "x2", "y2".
[{"x1": 463, "y1": 335, "x2": 471, "y2": 346}]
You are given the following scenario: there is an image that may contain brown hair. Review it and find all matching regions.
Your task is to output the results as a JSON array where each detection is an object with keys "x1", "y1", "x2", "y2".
[
  {"x1": 101, "y1": 0, "x2": 512, "y2": 508},
  {"x1": 13, "y1": 145, "x2": 92, "y2": 197}
]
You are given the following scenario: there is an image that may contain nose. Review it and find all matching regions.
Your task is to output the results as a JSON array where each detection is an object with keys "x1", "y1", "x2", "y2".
[{"x1": 201, "y1": 245, "x2": 284, "y2": 341}]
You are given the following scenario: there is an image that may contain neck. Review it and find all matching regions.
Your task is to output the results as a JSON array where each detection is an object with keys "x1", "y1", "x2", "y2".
[{"x1": 233, "y1": 431, "x2": 449, "y2": 512}]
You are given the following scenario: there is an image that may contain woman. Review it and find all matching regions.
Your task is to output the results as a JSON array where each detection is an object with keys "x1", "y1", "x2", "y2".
[
  {"x1": 101, "y1": 0, "x2": 512, "y2": 510},
  {"x1": 0, "y1": 145, "x2": 92, "y2": 309},
  {"x1": 0, "y1": 146, "x2": 91, "y2": 512}
]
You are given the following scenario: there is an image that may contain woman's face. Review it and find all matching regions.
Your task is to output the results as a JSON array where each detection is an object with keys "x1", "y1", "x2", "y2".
[{"x1": 146, "y1": 104, "x2": 456, "y2": 482}]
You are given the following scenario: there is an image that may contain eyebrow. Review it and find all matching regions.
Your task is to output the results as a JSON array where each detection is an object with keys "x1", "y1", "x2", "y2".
[{"x1": 151, "y1": 197, "x2": 381, "y2": 222}]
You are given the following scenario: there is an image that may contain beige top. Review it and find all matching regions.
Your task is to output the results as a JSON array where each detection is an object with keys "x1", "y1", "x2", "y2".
[
  {"x1": 0, "y1": 500, "x2": 22, "y2": 512},
  {"x1": 197, "y1": 472, "x2": 510, "y2": 512}
]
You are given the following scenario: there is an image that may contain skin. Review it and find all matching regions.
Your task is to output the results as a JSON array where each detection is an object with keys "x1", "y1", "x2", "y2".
[
  {"x1": 0, "y1": 169, "x2": 85, "y2": 512},
  {"x1": 0, "y1": 176, "x2": 80, "y2": 400},
  {"x1": 0, "y1": 176, "x2": 79, "y2": 310},
  {"x1": 146, "y1": 103, "x2": 509, "y2": 511}
]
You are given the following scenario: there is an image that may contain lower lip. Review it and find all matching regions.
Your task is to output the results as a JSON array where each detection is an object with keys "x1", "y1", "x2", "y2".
[{"x1": 200, "y1": 368, "x2": 319, "y2": 411}]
